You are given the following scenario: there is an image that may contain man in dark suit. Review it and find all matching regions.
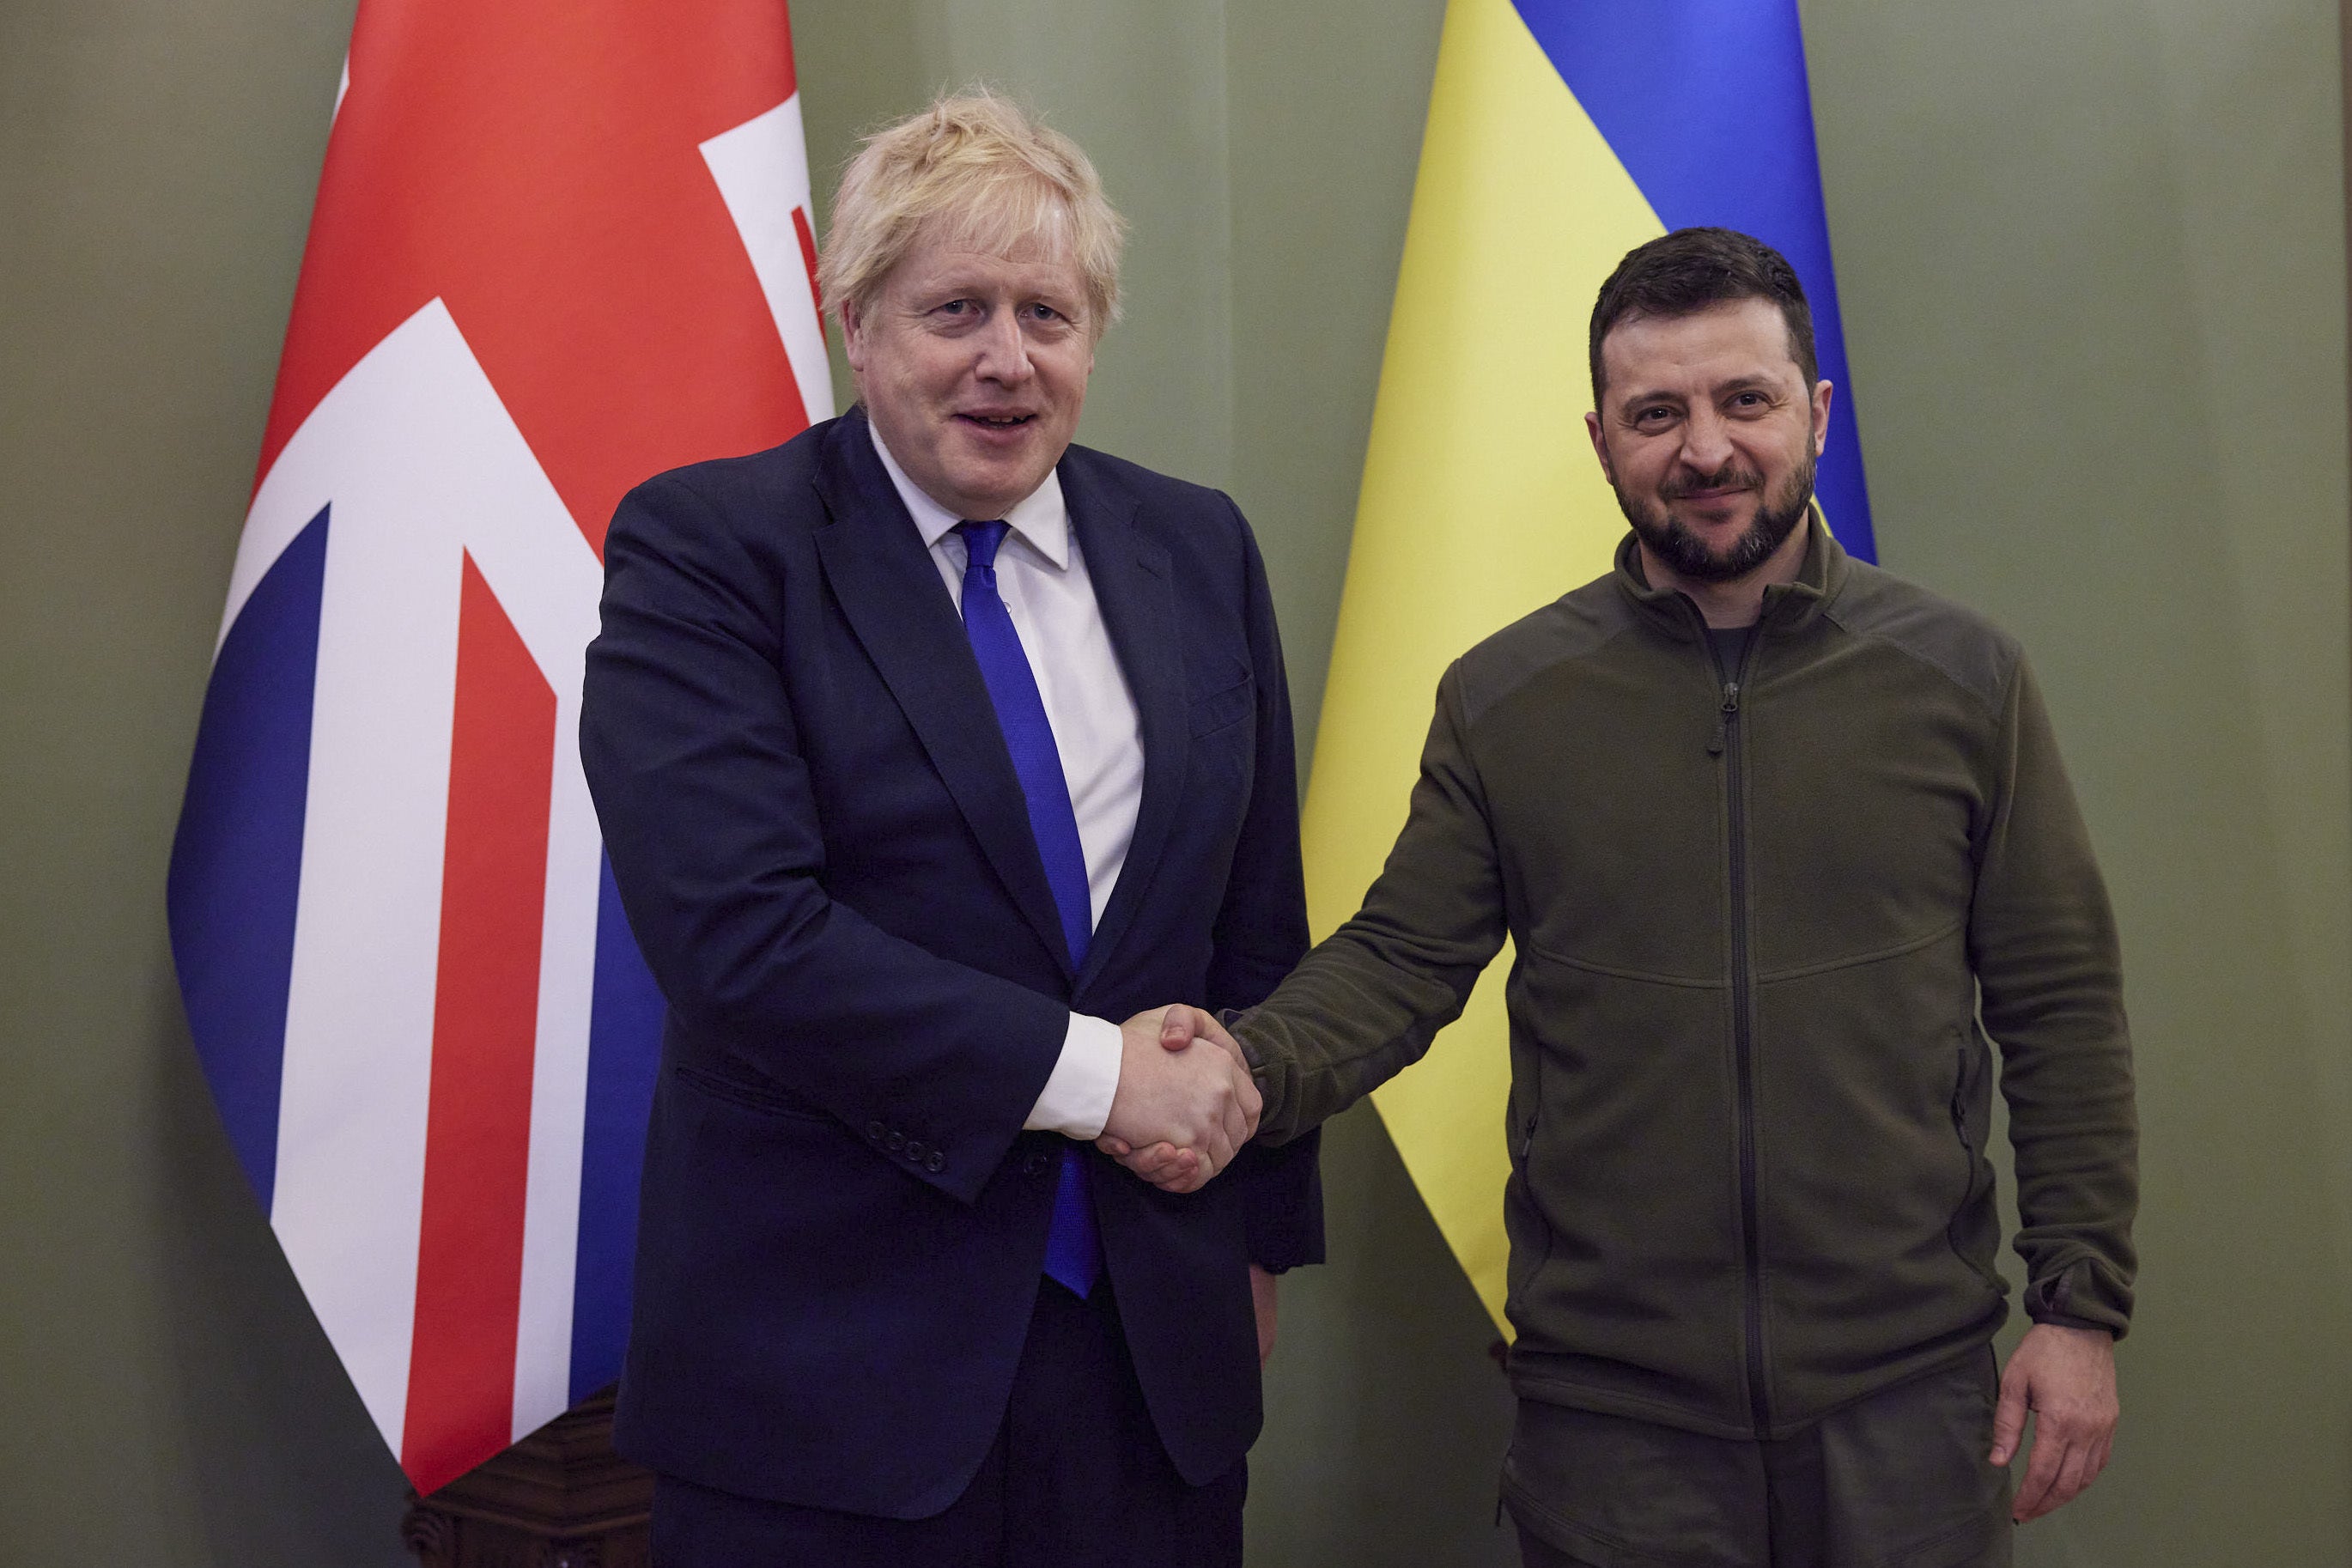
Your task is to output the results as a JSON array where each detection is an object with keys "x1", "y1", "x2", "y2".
[{"x1": 579, "y1": 92, "x2": 1320, "y2": 1563}]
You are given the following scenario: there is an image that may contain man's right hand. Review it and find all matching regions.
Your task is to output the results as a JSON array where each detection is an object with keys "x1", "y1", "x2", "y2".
[
  {"x1": 1098, "y1": 1006, "x2": 1259, "y2": 1193},
  {"x1": 1098, "y1": 1006, "x2": 1258, "y2": 1193}
]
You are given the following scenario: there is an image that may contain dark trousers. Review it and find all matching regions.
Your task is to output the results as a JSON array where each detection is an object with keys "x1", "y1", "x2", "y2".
[
  {"x1": 1505, "y1": 1349, "x2": 2012, "y2": 1568},
  {"x1": 651, "y1": 1280, "x2": 1246, "y2": 1567}
]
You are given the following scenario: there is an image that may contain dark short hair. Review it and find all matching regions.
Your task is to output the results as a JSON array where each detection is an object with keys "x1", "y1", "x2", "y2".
[{"x1": 1589, "y1": 228, "x2": 1818, "y2": 403}]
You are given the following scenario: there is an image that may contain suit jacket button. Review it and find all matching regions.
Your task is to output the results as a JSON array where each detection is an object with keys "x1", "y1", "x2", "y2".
[
  {"x1": 927, "y1": 1151, "x2": 945, "y2": 1174},
  {"x1": 886, "y1": 1130, "x2": 904, "y2": 1152},
  {"x1": 904, "y1": 1140, "x2": 927, "y2": 1163},
  {"x1": 1023, "y1": 1152, "x2": 1048, "y2": 1176},
  {"x1": 866, "y1": 1121, "x2": 886, "y2": 1144}
]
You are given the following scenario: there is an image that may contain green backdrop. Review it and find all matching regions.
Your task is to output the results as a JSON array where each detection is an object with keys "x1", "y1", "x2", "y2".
[{"x1": 2, "y1": 0, "x2": 2343, "y2": 1562}]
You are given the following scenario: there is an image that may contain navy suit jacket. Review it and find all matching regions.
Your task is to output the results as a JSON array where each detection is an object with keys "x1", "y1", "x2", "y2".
[{"x1": 580, "y1": 410, "x2": 1322, "y2": 1517}]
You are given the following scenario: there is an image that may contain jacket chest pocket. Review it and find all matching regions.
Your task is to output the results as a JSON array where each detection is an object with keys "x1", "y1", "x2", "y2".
[{"x1": 1188, "y1": 672, "x2": 1254, "y2": 738}]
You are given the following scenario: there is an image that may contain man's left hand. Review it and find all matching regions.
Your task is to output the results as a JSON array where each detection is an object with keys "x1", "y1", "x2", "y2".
[
  {"x1": 1990, "y1": 1322, "x2": 2118, "y2": 1522},
  {"x1": 1250, "y1": 1263, "x2": 1278, "y2": 1366}
]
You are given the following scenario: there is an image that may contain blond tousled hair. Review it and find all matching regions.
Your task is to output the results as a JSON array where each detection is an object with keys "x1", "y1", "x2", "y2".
[{"x1": 817, "y1": 92, "x2": 1126, "y2": 340}]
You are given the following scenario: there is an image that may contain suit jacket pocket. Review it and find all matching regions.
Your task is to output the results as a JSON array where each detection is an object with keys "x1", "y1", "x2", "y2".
[
  {"x1": 1188, "y1": 672, "x2": 1255, "y2": 738},
  {"x1": 675, "y1": 1060, "x2": 835, "y2": 1125}
]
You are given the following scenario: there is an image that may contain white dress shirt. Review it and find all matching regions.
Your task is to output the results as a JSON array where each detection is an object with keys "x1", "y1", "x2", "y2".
[{"x1": 868, "y1": 425, "x2": 1137, "y2": 1139}]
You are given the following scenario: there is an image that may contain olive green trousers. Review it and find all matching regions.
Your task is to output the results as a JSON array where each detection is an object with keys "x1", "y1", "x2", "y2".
[{"x1": 1505, "y1": 1348, "x2": 2012, "y2": 1568}]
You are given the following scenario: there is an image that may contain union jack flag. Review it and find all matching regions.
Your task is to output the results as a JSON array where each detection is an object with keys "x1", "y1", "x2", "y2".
[{"x1": 166, "y1": 0, "x2": 830, "y2": 1493}]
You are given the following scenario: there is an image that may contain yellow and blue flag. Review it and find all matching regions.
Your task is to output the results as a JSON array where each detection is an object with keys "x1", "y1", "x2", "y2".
[{"x1": 1304, "y1": 0, "x2": 1874, "y2": 1334}]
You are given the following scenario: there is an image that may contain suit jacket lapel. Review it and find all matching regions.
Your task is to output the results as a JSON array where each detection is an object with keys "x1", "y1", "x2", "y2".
[
  {"x1": 810, "y1": 413, "x2": 1077, "y2": 977},
  {"x1": 1064, "y1": 453, "x2": 1188, "y2": 993}
]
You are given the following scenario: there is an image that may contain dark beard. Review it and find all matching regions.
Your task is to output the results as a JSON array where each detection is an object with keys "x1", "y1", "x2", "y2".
[{"x1": 1616, "y1": 451, "x2": 1815, "y2": 584}]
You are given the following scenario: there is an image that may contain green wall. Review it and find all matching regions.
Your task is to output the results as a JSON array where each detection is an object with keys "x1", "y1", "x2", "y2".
[
  {"x1": 1803, "y1": 4, "x2": 2352, "y2": 1561},
  {"x1": 1, "y1": 0, "x2": 2344, "y2": 1562},
  {"x1": 3, "y1": 1, "x2": 409, "y2": 1561}
]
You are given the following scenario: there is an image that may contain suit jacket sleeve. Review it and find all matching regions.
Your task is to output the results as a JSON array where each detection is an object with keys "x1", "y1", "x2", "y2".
[
  {"x1": 1199, "y1": 498, "x2": 1323, "y2": 1272},
  {"x1": 581, "y1": 469, "x2": 1069, "y2": 1206}
]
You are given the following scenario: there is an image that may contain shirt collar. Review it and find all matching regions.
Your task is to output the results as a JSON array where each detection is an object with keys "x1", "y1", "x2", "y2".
[{"x1": 866, "y1": 418, "x2": 1071, "y2": 570}]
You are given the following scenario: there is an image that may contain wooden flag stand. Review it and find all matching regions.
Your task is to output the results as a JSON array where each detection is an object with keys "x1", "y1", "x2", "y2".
[{"x1": 402, "y1": 1389, "x2": 653, "y2": 1567}]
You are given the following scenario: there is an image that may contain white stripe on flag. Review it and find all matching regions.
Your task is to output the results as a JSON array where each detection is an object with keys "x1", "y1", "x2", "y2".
[
  {"x1": 261, "y1": 300, "x2": 599, "y2": 1453},
  {"x1": 488, "y1": 467, "x2": 606, "y2": 1443},
  {"x1": 702, "y1": 94, "x2": 836, "y2": 426}
]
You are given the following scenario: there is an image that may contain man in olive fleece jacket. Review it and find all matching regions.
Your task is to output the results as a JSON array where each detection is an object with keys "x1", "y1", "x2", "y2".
[{"x1": 1110, "y1": 229, "x2": 2136, "y2": 1567}]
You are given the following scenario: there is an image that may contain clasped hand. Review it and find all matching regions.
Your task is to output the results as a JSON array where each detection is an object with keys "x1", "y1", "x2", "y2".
[{"x1": 1097, "y1": 1006, "x2": 1256, "y2": 1194}]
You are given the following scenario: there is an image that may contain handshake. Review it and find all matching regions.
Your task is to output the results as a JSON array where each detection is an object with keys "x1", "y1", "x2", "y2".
[{"x1": 1095, "y1": 1006, "x2": 1255, "y2": 1194}]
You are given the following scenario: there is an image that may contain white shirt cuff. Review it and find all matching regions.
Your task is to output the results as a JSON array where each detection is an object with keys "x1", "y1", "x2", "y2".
[{"x1": 1024, "y1": 1012, "x2": 1123, "y2": 1139}]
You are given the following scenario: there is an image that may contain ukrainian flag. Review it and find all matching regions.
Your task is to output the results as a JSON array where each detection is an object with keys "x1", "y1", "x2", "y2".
[{"x1": 1306, "y1": 0, "x2": 1875, "y2": 1334}]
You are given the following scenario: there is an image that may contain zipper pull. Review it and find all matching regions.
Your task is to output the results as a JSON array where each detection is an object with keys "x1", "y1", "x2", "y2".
[{"x1": 1709, "y1": 681, "x2": 1740, "y2": 755}]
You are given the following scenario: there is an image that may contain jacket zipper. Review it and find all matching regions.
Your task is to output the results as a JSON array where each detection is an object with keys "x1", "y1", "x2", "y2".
[{"x1": 1706, "y1": 620, "x2": 1772, "y2": 1436}]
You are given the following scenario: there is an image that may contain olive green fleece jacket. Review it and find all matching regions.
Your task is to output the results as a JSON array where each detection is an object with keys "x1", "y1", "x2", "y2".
[{"x1": 1237, "y1": 520, "x2": 2136, "y2": 1441}]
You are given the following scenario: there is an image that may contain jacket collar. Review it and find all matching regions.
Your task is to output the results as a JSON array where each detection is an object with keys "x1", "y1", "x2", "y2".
[
  {"x1": 866, "y1": 417, "x2": 1073, "y2": 568},
  {"x1": 811, "y1": 407, "x2": 1078, "y2": 975},
  {"x1": 1611, "y1": 505, "x2": 1851, "y2": 641},
  {"x1": 1055, "y1": 450, "x2": 1183, "y2": 995},
  {"x1": 807, "y1": 408, "x2": 1188, "y2": 994}
]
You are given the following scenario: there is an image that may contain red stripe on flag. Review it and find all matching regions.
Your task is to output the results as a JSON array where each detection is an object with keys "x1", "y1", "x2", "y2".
[
  {"x1": 792, "y1": 204, "x2": 823, "y2": 320},
  {"x1": 403, "y1": 556, "x2": 556, "y2": 1493}
]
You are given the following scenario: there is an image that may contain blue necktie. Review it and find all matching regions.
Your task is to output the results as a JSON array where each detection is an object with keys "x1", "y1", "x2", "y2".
[{"x1": 955, "y1": 520, "x2": 1103, "y2": 1298}]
